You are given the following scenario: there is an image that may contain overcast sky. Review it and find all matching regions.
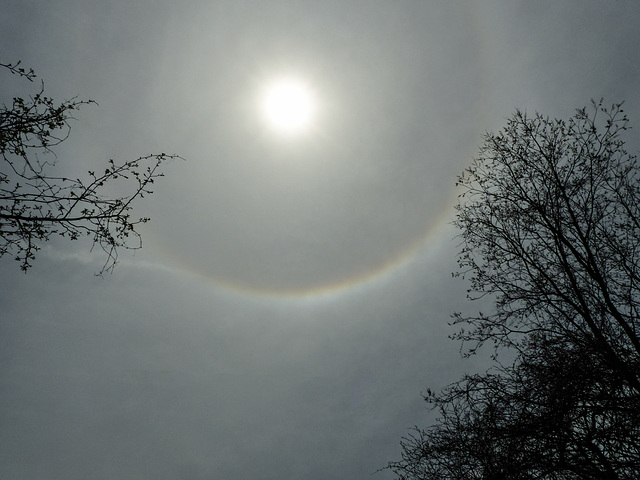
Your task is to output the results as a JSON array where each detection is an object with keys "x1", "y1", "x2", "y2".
[{"x1": 2, "y1": 1, "x2": 640, "y2": 479}]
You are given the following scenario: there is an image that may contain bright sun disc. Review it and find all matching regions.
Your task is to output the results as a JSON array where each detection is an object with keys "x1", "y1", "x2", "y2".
[{"x1": 262, "y1": 79, "x2": 315, "y2": 134}]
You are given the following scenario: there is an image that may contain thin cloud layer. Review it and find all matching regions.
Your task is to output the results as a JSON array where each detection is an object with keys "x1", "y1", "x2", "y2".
[{"x1": 1, "y1": 1, "x2": 640, "y2": 479}]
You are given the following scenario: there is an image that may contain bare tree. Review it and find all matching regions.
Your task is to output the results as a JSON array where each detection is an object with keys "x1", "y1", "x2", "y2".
[
  {"x1": 390, "y1": 335, "x2": 640, "y2": 479},
  {"x1": 0, "y1": 61, "x2": 180, "y2": 273},
  {"x1": 452, "y1": 99, "x2": 640, "y2": 388},
  {"x1": 388, "y1": 101, "x2": 640, "y2": 479}
]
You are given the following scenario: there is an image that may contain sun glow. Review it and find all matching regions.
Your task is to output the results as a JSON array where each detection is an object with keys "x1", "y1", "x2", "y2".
[{"x1": 261, "y1": 78, "x2": 316, "y2": 135}]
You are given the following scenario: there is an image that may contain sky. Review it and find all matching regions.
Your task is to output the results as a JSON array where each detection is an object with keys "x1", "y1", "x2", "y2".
[{"x1": 1, "y1": 1, "x2": 640, "y2": 479}]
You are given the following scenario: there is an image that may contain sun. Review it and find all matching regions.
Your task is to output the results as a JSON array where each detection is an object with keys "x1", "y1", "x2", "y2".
[{"x1": 261, "y1": 78, "x2": 316, "y2": 135}]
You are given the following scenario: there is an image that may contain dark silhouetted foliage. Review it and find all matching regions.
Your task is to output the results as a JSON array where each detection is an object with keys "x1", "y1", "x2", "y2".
[
  {"x1": 389, "y1": 101, "x2": 640, "y2": 479},
  {"x1": 0, "y1": 61, "x2": 180, "y2": 273}
]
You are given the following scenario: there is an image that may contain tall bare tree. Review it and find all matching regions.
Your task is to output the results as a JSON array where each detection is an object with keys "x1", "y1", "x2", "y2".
[
  {"x1": 0, "y1": 61, "x2": 179, "y2": 272},
  {"x1": 452, "y1": 100, "x2": 640, "y2": 387},
  {"x1": 389, "y1": 100, "x2": 640, "y2": 479}
]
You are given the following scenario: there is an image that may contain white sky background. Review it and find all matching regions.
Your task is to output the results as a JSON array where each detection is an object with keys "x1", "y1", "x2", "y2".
[{"x1": 1, "y1": 1, "x2": 640, "y2": 479}]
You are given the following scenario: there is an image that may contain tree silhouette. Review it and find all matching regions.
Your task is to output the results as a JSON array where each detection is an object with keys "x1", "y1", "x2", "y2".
[
  {"x1": 389, "y1": 100, "x2": 640, "y2": 479},
  {"x1": 0, "y1": 61, "x2": 179, "y2": 273},
  {"x1": 392, "y1": 335, "x2": 640, "y2": 479}
]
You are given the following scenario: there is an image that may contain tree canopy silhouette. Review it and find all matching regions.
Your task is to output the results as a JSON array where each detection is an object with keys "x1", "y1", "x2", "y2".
[
  {"x1": 389, "y1": 100, "x2": 640, "y2": 479},
  {"x1": 0, "y1": 61, "x2": 179, "y2": 273}
]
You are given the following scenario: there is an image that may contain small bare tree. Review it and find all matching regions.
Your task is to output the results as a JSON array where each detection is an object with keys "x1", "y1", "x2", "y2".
[{"x1": 0, "y1": 61, "x2": 180, "y2": 273}]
